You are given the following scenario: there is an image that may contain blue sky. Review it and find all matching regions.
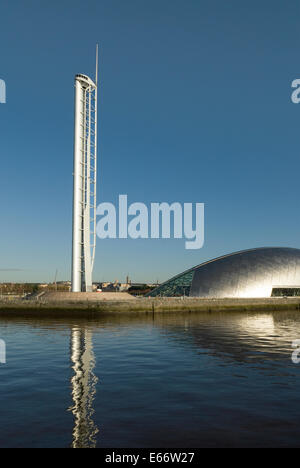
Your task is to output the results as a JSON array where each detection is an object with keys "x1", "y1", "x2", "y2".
[{"x1": 1, "y1": 0, "x2": 300, "y2": 283}]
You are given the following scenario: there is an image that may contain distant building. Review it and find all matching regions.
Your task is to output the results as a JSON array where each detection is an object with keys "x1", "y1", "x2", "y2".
[{"x1": 94, "y1": 278, "x2": 156, "y2": 294}]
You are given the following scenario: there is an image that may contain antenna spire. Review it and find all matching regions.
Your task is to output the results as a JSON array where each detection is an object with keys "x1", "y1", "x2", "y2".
[{"x1": 95, "y1": 44, "x2": 99, "y2": 86}]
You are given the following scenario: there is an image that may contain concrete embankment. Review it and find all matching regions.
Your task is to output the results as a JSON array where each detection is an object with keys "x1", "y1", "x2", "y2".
[{"x1": 0, "y1": 292, "x2": 300, "y2": 318}]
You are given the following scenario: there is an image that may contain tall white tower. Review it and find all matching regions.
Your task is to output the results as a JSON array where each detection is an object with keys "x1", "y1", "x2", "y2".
[{"x1": 72, "y1": 46, "x2": 98, "y2": 292}]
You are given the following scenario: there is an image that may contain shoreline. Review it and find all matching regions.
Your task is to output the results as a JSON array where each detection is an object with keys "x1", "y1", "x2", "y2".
[{"x1": 0, "y1": 297, "x2": 300, "y2": 318}]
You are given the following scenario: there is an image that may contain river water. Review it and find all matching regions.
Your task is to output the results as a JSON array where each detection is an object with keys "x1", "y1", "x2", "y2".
[{"x1": 0, "y1": 310, "x2": 300, "y2": 448}]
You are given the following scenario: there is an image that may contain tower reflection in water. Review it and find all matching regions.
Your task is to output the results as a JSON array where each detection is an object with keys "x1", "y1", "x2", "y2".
[{"x1": 69, "y1": 327, "x2": 99, "y2": 448}]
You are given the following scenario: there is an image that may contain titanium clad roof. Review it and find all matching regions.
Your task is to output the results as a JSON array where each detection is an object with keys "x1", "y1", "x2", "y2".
[{"x1": 148, "y1": 247, "x2": 300, "y2": 298}]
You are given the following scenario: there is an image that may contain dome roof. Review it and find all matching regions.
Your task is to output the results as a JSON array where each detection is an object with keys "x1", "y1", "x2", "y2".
[{"x1": 148, "y1": 247, "x2": 300, "y2": 298}]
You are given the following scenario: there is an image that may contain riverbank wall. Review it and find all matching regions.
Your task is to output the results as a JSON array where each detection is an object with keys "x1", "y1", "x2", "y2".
[{"x1": 0, "y1": 292, "x2": 300, "y2": 318}]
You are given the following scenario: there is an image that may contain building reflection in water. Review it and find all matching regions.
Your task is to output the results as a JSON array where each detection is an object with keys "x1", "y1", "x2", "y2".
[
  {"x1": 156, "y1": 311, "x2": 299, "y2": 366},
  {"x1": 65, "y1": 311, "x2": 299, "y2": 447},
  {"x1": 69, "y1": 327, "x2": 99, "y2": 448}
]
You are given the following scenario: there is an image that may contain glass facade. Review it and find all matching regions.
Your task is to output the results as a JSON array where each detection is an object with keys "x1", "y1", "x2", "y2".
[
  {"x1": 147, "y1": 270, "x2": 195, "y2": 297},
  {"x1": 272, "y1": 287, "x2": 300, "y2": 297}
]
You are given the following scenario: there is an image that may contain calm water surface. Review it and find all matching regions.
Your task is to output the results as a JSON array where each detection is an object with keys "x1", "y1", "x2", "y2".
[{"x1": 1, "y1": 310, "x2": 300, "y2": 448}]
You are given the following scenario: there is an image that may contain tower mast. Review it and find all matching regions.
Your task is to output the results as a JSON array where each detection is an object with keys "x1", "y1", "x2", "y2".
[{"x1": 72, "y1": 47, "x2": 98, "y2": 292}]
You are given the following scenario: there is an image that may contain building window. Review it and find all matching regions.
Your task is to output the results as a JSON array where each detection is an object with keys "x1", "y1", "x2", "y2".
[
  {"x1": 147, "y1": 270, "x2": 195, "y2": 297},
  {"x1": 272, "y1": 287, "x2": 300, "y2": 297}
]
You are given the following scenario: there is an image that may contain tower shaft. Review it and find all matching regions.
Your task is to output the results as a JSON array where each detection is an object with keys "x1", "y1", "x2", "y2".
[{"x1": 72, "y1": 73, "x2": 97, "y2": 292}]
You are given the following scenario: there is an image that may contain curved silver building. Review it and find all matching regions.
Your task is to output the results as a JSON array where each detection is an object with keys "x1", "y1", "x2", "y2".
[{"x1": 148, "y1": 247, "x2": 300, "y2": 298}]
